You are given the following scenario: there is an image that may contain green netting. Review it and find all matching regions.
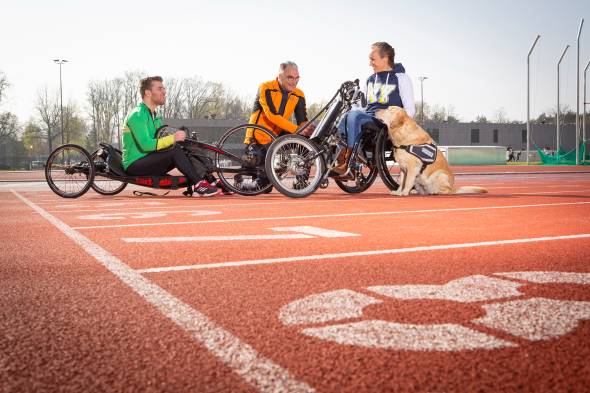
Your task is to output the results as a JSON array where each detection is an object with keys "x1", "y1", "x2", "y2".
[{"x1": 536, "y1": 140, "x2": 590, "y2": 165}]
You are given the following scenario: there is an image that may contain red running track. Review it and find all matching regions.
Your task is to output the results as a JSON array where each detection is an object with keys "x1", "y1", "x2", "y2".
[{"x1": 1, "y1": 167, "x2": 590, "y2": 392}]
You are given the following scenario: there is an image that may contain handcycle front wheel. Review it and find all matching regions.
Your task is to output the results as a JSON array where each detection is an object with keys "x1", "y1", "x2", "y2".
[
  {"x1": 375, "y1": 130, "x2": 400, "y2": 191},
  {"x1": 215, "y1": 124, "x2": 276, "y2": 196},
  {"x1": 90, "y1": 150, "x2": 128, "y2": 196},
  {"x1": 45, "y1": 144, "x2": 95, "y2": 198},
  {"x1": 264, "y1": 134, "x2": 326, "y2": 198}
]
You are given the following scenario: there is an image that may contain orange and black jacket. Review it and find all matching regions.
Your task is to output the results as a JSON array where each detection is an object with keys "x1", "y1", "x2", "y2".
[{"x1": 245, "y1": 79, "x2": 308, "y2": 144}]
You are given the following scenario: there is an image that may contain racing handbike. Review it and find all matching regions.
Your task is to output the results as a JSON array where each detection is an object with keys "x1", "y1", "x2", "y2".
[{"x1": 44, "y1": 124, "x2": 277, "y2": 198}]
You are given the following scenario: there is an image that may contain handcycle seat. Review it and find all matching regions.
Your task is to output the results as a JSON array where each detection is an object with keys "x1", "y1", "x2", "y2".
[{"x1": 99, "y1": 143, "x2": 126, "y2": 177}]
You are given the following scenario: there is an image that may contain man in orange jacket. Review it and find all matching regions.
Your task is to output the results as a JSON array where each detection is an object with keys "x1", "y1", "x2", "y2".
[{"x1": 244, "y1": 61, "x2": 315, "y2": 145}]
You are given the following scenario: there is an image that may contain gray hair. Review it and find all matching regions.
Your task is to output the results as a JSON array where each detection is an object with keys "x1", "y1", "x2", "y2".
[{"x1": 279, "y1": 61, "x2": 298, "y2": 73}]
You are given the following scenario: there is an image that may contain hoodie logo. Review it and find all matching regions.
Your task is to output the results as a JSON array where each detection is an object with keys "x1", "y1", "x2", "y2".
[{"x1": 367, "y1": 82, "x2": 397, "y2": 104}]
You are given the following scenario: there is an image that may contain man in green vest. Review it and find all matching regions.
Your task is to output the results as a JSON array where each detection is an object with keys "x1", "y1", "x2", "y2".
[{"x1": 122, "y1": 76, "x2": 226, "y2": 196}]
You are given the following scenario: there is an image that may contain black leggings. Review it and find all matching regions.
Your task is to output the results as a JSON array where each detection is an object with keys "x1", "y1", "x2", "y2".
[{"x1": 126, "y1": 144, "x2": 206, "y2": 185}]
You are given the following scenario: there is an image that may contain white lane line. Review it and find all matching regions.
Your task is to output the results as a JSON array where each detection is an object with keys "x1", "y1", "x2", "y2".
[
  {"x1": 78, "y1": 210, "x2": 221, "y2": 220},
  {"x1": 43, "y1": 196, "x2": 389, "y2": 212},
  {"x1": 516, "y1": 189, "x2": 590, "y2": 195},
  {"x1": 489, "y1": 185, "x2": 587, "y2": 190},
  {"x1": 11, "y1": 190, "x2": 314, "y2": 393},
  {"x1": 44, "y1": 196, "x2": 397, "y2": 213},
  {"x1": 40, "y1": 185, "x2": 590, "y2": 213},
  {"x1": 73, "y1": 201, "x2": 590, "y2": 230},
  {"x1": 124, "y1": 234, "x2": 314, "y2": 243},
  {"x1": 137, "y1": 233, "x2": 590, "y2": 274}
]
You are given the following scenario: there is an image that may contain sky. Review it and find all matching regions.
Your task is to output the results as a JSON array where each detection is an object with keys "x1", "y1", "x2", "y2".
[{"x1": 1, "y1": 0, "x2": 589, "y2": 124}]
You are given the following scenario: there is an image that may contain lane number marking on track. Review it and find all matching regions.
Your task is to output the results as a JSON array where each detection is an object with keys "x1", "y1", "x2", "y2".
[
  {"x1": 279, "y1": 272, "x2": 590, "y2": 351},
  {"x1": 123, "y1": 226, "x2": 360, "y2": 243}
]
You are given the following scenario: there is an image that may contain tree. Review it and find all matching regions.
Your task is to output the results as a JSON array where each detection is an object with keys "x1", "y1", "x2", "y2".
[
  {"x1": 159, "y1": 76, "x2": 252, "y2": 120},
  {"x1": 87, "y1": 79, "x2": 121, "y2": 146},
  {"x1": 0, "y1": 112, "x2": 18, "y2": 140},
  {"x1": 414, "y1": 102, "x2": 432, "y2": 123},
  {"x1": 35, "y1": 87, "x2": 61, "y2": 154},
  {"x1": 21, "y1": 121, "x2": 45, "y2": 156},
  {"x1": 184, "y1": 77, "x2": 223, "y2": 119},
  {"x1": 62, "y1": 102, "x2": 88, "y2": 146},
  {"x1": 0, "y1": 72, "x2": 9, "y2": 106},
  {"x1": 535, "y1": 111, "x2": 555, "y2": 124},
  {"x1": 216, "y1": 89, "x2": 252, "y2": 120},
  {"x1": 493, "y1": 108, "x2": 509, "y2": 123},
  {"x1": 429, "y1": 104, "x2": 446, "y2": 123},
  {"x1": 475, "y1": 115, "x2": 489, "y2": 123},
  {"x1": 160, "y1": 77, "x2": 185, "y2": 119},
  {"x1": 425, "y1": 104, "x2": 460, "y2": 124},
  {"x1": 119, "y1": 70, "x2": 143, "y2": 117},
  {"x1": 445, "y1": 105, "x2": 460, "y2": 123},
  {"x1": 0, "y1": 71, "x2": 22, "y2": 169},
  {"x1": 0, "y1": 71, "x2": 18, "y2": 140}
]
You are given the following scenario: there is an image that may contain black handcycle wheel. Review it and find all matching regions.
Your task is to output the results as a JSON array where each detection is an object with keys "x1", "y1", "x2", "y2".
[
  {"x1": 375, "y1": 130, "x2": 400, "y2": 191},
  {"x1": 215, "y1": 124, "x2": 276, "y2": 196},
  {"x1": 265, "y1": 134, "x2": 326, "y2": 198},
  {"x1": 90, "y1": 151, "x2": 128, "y2": 196},
  {"x1": 45, "y1": 144, "x2": 95, "y2": 198},
  {"x1": 334, "y1": 143, "x2": 379, "y2": 194}
]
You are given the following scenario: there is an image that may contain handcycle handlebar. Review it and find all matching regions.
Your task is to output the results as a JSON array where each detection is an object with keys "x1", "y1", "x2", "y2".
[{"x1": 296, "y1": 79, "x2": 365, "y2": 137}]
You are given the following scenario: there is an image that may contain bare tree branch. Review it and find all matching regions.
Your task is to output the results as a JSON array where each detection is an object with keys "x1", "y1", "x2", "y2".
[
  {"x1": 0, "y1": 112, "x2": 17, "y2": 139},
  {"x1": 35, "y1": 87, "x2": 61, "y2": 153},
  {"x1": 0, "y1": 71, "x2": 9, "y2": 107}
]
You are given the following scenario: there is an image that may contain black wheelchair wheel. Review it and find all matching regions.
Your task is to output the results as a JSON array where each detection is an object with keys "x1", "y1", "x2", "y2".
[
  {"x1": 375, "y1": 130, "x2": 400, "y2": 191},
  {"x1": 45, "y1": 144, "x2": 95, "y2": 198},
  {"x1": 265, "y1": 134, "x2": 326, "y2": 198},
  {"x1": 334, "y1": 144, "x2": 379, "y2": 194},
  {"x1": 215, "y1": 124, "x2": 276, "y2": 196},
  {"x1": 90, "y1": 151, "x2": 128, "y2": 196}
]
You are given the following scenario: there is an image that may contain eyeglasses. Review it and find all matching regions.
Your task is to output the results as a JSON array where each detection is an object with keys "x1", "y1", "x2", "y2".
[{"x1": 285, "y1": 75, "x2": 300, "y2": 82}]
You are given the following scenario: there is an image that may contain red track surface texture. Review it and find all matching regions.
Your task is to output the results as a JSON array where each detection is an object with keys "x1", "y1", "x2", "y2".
[{"x1": 2, "y1": 167, "x2": 590, "y2": 392}]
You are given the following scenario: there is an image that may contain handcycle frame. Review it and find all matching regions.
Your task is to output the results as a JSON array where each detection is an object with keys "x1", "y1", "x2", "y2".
[
  {"x1": 264, "y1": 80, "x2": 400, "y2": 198},
  {"x1": 44, "y1": 124, "x2": 277, "y2": 198}
]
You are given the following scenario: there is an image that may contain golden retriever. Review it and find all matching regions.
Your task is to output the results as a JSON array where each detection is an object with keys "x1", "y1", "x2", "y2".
[{"x1": 375, "y1": 106, "x2": 487, "y2": 196}]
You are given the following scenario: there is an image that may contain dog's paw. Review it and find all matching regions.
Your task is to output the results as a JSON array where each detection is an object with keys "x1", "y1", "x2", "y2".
[{"x1": 390, "y1": 190, "x2": 402, "y2": 196}]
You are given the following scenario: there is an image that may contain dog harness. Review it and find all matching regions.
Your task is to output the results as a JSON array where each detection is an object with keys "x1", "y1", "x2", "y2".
[{"x1": 394, "y1": 143, "x2": 438, "y2": 174}]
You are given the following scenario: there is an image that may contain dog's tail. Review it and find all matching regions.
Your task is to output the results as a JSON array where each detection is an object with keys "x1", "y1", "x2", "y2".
[{"x1": 454, "y1": 186, "x2": 488, "y2": 194}]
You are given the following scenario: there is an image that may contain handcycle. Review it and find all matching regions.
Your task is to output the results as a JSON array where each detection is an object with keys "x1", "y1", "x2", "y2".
[
  {"x1": 264, "y1": 79, "x2": 400, "y2": 198},
  {"x1": 44, "y1": 124, "x2": 278, "y2": 198}
]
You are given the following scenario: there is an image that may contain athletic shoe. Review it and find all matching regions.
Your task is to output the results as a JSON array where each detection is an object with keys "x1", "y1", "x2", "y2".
[
  {"x1": 215, "y1": 179, "x2": 234, "y2": 195},
  {"x1": 194, "y1": 180, "x2": 221, "y2": 197}
]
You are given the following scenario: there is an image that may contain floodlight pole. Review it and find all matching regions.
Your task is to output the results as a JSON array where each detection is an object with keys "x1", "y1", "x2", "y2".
[
  {"x1": 557, "y1": 45, "x2": 569, "y2": 161},
  {"x1": 527, "y1": 34, "x2": 541, "y2": 165},
  {"x1": 584, "y1": 59, "x2": 590, "y2": 161},
  {"x1": 418, "y1": 76, "x2": 428, "y2": 125},
  {"x1": 576, "y1": 18, "x2": 584, "y2": 165},
  {"x1": 53, "y1": 59, "x2": 68, "y2": 145}
]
